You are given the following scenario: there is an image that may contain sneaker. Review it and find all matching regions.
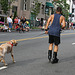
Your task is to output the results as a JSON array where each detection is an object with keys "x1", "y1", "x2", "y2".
[{"x1": 9, "y1": 30, "x2": 11, "y2": 32}]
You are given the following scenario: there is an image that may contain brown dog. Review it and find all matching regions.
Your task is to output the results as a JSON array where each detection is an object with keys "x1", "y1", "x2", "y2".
[{"x1": 0, "y1": 40, "x2": 18, "y2": 66}]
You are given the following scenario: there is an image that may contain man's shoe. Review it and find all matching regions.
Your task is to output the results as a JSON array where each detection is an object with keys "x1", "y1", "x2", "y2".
[
  {"x1": 48, "y1": 56, "x2": 51, "y2": 62},
  {"x1": 9, "y1": 30, "x2": 11, "y2": 32},
  {"x1": 51, "y1": 58, "x2": 59, "y2": 64},
  {"x1": 51, "y1": 52, "x2": 59, "y2": 64}
]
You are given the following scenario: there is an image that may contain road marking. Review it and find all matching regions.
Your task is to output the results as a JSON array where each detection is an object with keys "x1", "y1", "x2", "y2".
[
  {"x1": 0, "y1": 33, "x2": 75, "y2": 44},
  {"x1": 61, "y1": 33, "x2": 75, "y2": 35},
  {"x1": 16, "y1": 36, "x2": 48, "y2": 42},
  {"x1": 72, "y1": 43, "x2": 75, "y2": 45},
  {"x1": 0, "y1": 66, "x2": 7, "y2": 70},
  {"x1": 0, "y1": 36, "x2": 48, "y2": 43}
]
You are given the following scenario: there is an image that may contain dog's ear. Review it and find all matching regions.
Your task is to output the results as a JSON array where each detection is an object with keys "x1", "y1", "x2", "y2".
[
  {"x1": 10, "y1": 40, "x2": 15, "y2": 43},
  {"x1": 11, "y1": 40, "x2": 17, "y2": 44},
  {"x1": 10, "y1": 39, "x2": 14, "y2": 42}
]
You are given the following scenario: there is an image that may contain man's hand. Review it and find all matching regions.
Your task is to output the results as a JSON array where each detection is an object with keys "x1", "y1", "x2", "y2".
[{"x1": 45, "y1": 31, "x2": 48, "y2": 34}]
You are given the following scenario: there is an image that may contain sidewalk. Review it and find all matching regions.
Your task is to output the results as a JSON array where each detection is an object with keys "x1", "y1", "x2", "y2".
[{"x1": 30, "y1": 29, "x2": 42, "y2": 31}]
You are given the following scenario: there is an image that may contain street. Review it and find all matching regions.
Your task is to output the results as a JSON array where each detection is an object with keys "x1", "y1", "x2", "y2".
[{"x1": 0, "y1": 30, "x2": 75, "y2": 75}]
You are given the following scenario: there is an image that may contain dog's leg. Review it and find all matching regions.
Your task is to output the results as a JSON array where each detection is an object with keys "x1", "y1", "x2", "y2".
[
  {"x1": 0, "y1": 56, "x2": 7, "y2": 66},
  {"x1": 11, "y1": 52, "x2": 16, "y2": 63},
  {"x1": 0, "y1": 57, "x2": 3, "y2": 62}
]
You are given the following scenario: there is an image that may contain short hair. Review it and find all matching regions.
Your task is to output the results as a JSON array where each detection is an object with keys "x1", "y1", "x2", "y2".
[{"x1": 56, "y1": 7, "x2": 62, "y2": 13}]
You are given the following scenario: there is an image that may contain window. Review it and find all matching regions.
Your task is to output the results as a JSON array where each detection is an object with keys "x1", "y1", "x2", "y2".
[
  {"x1": 24, "y1": 4, "x2": 27, "y2": 10},
  {"x1": 0, "y1": 11, "x2": 2, "y2": 14},
  {"x1": 12, "y1": 6, "x2": 17, "y2": 13},
  {"x1": 24, "y1": 0, "x2": 27, "y2": 10},
  {"x1": 15, "y1": 0, "x2": 18, "y2": 1},
  {"x1": 25, "y1": 0, "x2": 27, "y2": 2},
  {"x1": 24, "y1": 0, "x2": 27, "y2": 2},
  {"x1": 72, "y1": 8, "x2": 74, "y2": 13},
  {"x1": 42, "y1": 5, "x2": 45, "y2": 14}
]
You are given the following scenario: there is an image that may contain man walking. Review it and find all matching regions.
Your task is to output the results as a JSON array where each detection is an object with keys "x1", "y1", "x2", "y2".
[{"x1": 45, "y1": 7, "x2": 66, "y2": 64}]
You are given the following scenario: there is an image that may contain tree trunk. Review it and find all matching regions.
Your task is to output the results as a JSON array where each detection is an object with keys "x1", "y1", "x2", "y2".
[{"x1": 34, "y1": 18, "x2": 36, "y2": 27}]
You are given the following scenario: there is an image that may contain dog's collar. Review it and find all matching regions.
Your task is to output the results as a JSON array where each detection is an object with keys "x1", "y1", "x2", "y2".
[{"x1": 8, "y1": 42, "x2": 13, "y2": 47}]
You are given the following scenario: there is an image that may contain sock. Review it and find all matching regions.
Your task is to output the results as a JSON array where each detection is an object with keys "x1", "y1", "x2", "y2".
[
  {"x1": 48, "y1": 50, "x2": 52, "y2": 59},
  {"x1": 53, "y1": 52, "x2": 57, "y2": 59}
]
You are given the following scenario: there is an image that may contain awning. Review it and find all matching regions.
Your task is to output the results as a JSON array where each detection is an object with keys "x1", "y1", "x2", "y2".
[
  {"x1": 46, "y1": 2, "x2": 54, "y2": 8},
  {"x1": 69, "y1": 13, "x2": 72, "y2": 14},
  {"x1": 0, "y1": 14, "x2": 7, "y2": 17}
]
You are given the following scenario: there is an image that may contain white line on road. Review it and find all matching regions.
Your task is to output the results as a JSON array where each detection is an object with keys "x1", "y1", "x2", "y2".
[
  {"x1": 0, "y1": 66, "x2": 7, "y2": 70},
  {"x1": 72, "y1": 43, "x2": 75, "y2": 45}
]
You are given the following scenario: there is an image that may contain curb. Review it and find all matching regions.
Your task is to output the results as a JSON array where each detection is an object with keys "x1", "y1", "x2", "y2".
[
  {"x1": 30, "y1": 29, "x2": 42, "y2": 31},
  {"x1": 10, "y1": 29, "x2": 42, "y2": 32}
]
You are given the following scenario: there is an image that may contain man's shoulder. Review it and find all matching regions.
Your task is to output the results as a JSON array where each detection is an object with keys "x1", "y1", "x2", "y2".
[
  {"x1": 60, "y1": 15, "x2": 65, "y2": 20},
  {"x1": 50, "y1": 14, "x2": 54, "y2": 18},
  {"x1": 51, "y1": 14, "x2": 54, "y2": 17},
  {"x1": 60, "y1": 15, "x2": 65, "y2": 18}
]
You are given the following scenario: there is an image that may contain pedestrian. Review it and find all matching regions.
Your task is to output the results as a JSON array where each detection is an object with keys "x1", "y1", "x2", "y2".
[
  {"x1": 7, "y1": 16, "x2": 13, "y2": 32},
  {"x1": 14, "y1": 17, "x2": 18, "y2": 29},
  {"x1": 45, "y1": 7, "x2": 66, "y2": 64},
  {"x1": 18, "y1": 17, "x2": 20, "y2": 25},
  {"x1": 25, "y1": 21, "x2": 30, "y2": 32},
  {"x1": 7, "y1": 15, "x2": 10, "y2": 24},
  {"x1": 22, "y1": 17, "x2": 26, "y2": 24},
  {"x1": 14, "y1": 17, "x2": 18, "y2": 24}
]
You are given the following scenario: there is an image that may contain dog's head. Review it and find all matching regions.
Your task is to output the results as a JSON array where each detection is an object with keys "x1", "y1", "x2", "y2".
[{"x1": 10, "y1": 40, "x2": 18, "y2": 46}]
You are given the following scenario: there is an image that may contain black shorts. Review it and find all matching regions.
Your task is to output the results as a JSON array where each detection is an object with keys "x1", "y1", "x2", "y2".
[{"x1": 49, "y1": 35, "x2": 60, "y2": 45}]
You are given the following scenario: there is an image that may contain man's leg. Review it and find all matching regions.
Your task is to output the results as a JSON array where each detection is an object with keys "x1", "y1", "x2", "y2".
[
  {"x1": 54, "y1": 45, "x2": 58, "y2": 52},
  {"x1": 9, "y1": 28, "x2": 11, "y2": 32},
  {"x1": 49, "y1": 43, "x2": 53, "y2": 50},
  {"x1": 51, "y1": 45, "x2": 59, "y2": 63},
  {"x1": 48, "y1": 43, "x2": 53, "y2": 61}
]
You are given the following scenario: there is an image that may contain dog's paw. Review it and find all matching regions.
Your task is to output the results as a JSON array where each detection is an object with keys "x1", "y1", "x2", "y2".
[
  {"x1": 1, "y1": 60, "x2": 3, "y2": 63},
  {"x1": 13, "y1": 61, "x2": 16, "y2": 63},
  {"x1": 4, "y1": 64, "x2": 8, "y2": 66}
]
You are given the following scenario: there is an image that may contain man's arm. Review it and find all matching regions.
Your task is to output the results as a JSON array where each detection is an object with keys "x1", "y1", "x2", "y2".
[
  {"x1": 45, "y1": 16, "x2": 51, "y2": 34},
  {"x1": 61, "y1": 16, "x2": 66, "y2": 29},
  {"x1": 45, "y1": 16, "x2": 51, "y2": 30}
]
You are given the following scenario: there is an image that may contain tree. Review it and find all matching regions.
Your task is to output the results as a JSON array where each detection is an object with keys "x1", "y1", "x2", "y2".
[
  {"x1": 0, "y1": 0, "x2": 14, "y2": 14},
  {"x1": 31, "y1": 0, "x2": 41, "y2": 19},
  {"x1": 52, "y1": 0, "x2": 70, "y2": 21},
  {"x1": 31, "y1": 0, "x2": 41, "y2": 26}
]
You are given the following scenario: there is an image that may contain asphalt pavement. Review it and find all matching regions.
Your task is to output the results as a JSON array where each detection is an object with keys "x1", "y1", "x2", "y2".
[{"x1": 0, "y1": 30, "x2": 75, "y2": 75}]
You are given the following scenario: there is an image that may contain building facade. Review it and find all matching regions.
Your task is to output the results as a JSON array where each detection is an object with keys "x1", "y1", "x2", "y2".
[
  {"x1": 10, "y1": 0, "x2": 46, "y2": 20},
  {"x1": 45, "y1": 0, "x2": 54, "y2": 19},
  {"x1": 67, "y1": 0, "x2": 75, "y2": 22}
]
